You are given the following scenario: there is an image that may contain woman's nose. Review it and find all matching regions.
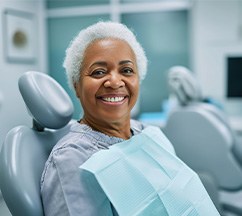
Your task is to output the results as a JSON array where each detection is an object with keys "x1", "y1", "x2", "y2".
[{"x1": 104, "y1": 72, "x2": 125, "y2": 89}]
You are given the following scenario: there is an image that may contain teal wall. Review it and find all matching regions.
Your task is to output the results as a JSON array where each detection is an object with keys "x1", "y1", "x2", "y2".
[
  {"x1": 47, "y1": 2, "x2": 189, "y2": 118},
  {"x1": 122, "y1": 11, "x2": 189, "y2": 112}
]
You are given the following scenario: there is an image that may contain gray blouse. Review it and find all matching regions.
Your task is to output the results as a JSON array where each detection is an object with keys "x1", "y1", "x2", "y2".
[{"x1": 40, "y1": 119, "x2": 145, "y2": 216}]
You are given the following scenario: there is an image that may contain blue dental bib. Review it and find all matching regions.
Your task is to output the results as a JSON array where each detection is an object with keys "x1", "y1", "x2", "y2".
[{"x1": 80, "y1": 126, "x2": 220, "y2": 216}]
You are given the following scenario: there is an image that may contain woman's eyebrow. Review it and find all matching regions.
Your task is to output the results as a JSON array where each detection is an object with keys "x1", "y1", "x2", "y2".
[
  {"x1": 119, "y1": 60, "x2": 133, "y2": 65},
  {"x1": 90, "y1": 61, "x2": 107, "y2": 68},
  {"x1": 89, "y1": 60, "x2": 133, "y2": 68}
]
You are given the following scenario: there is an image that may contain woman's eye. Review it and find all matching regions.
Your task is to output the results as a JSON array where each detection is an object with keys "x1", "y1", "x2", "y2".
[
  {"x1": 122, "y1": 67, "x2": 134, "y2": 75},
  {"x1": 90, "y1": 70, "x2": 106, "y2": 77}
]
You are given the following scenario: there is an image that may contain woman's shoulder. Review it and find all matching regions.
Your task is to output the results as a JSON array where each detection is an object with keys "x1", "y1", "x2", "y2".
[
  {"x1": 50, "y1": 121, "x2": 93, "y2": 152},
  {"x1": 52, "y1": 121, "x2": 126, "y2": 152}
]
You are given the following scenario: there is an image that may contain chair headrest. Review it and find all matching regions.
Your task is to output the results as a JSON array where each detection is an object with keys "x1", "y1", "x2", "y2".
[
  {"x1": 19, "y1": 71, "x2": 74, "y2": 129},
  {"x1": 168, "y1": 66, "x2": 202, "y2": 106}
]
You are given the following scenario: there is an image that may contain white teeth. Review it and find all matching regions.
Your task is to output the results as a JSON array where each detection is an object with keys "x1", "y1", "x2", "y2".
[{"x1": 103, "y1": 97, "x2": 124, "y2": 102}]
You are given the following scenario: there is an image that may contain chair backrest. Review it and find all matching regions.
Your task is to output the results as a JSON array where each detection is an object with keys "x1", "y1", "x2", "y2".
[
  {"x1": 164, "y1": 66, "x2": 242, "y2": 214},
  {"x1": 0, "y1": 71, "x2": 74, "y2": 216},
  {"x1": 164, "y1": 103, "x2": 242, "y2": 190},
  {"x1": 165, "y1": 65, "x2": 242, "y2": 191}
]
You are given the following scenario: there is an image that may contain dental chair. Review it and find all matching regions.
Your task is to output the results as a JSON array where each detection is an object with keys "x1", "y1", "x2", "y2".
[
  {"x1": 0, "y1": 71, "x2": 74, "y2": 216},
  {"x1": 163, "y1": 66, "x2": 242, "y2": 215}
]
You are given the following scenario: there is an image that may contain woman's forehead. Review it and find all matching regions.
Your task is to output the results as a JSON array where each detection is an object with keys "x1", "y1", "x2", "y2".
[
  {"x1": 86, "y1": 38, "x2": 133, "y2": 52},
  {"x1": 83, "y1": 38, "x2": 136, "y2": 62}
]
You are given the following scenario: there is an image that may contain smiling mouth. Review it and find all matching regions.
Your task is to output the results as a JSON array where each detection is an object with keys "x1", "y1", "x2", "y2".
[{"x1": 101, "y1": 96, "x2": 125, "y2": 103}]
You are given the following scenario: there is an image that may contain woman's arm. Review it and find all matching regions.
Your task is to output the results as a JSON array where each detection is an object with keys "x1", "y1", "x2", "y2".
[{"x1": 41, "y1": 145, "x2": 113, "y2": 216}]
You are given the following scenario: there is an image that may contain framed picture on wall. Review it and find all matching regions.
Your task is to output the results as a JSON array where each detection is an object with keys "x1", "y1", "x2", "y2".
[{"x1": 3, "y1": 9, "x2": 36, "y2": 63}]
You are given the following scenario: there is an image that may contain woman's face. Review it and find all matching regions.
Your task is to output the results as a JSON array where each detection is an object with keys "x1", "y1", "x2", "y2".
[{"x1": 75, "y1": 38, "x2": 139, "y2": 124}]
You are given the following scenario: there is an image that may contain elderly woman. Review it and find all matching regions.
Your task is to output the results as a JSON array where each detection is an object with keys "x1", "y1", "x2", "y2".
[{"x1": 41, "y1": 21, "x2": 219, "y2": 216}]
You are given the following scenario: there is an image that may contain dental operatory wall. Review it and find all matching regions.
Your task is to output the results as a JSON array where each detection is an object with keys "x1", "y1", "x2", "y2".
[
  {"x1": 0, "y1": 0, "x2": 46, "y2": 213},
  {"x1": 0, "y1": 0, "x2": 47, "y2": 146},
  {"x1": 190, "y1": 0, "x2": 242, "y2": 117}
]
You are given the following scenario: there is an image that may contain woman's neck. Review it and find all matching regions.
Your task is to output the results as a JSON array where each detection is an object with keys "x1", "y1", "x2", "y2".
[{"x1": 80, "y1": 117, "x2": 131, "y2": 140}]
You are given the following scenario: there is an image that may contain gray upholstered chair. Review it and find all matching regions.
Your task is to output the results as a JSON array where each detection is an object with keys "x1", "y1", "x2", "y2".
[
  {"x1": 0, "y1": 71, "x2": 74, "y2": 216},
  {"x1": 163, "y1": 66, "x2": 242, "y2": 215}
]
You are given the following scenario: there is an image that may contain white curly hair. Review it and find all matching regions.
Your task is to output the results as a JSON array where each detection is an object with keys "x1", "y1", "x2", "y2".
[{"x1": 63, "y1": 21, "x2": 148, "y2": 90}]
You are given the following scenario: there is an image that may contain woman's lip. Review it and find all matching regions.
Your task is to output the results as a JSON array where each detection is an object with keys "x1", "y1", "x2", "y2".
[
  {"x1": 96, "y1": 95, "x2": 129, "y2": 104},
  {"x1": 97, "y1": 94, "x2": 127, "y2": 98}
]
